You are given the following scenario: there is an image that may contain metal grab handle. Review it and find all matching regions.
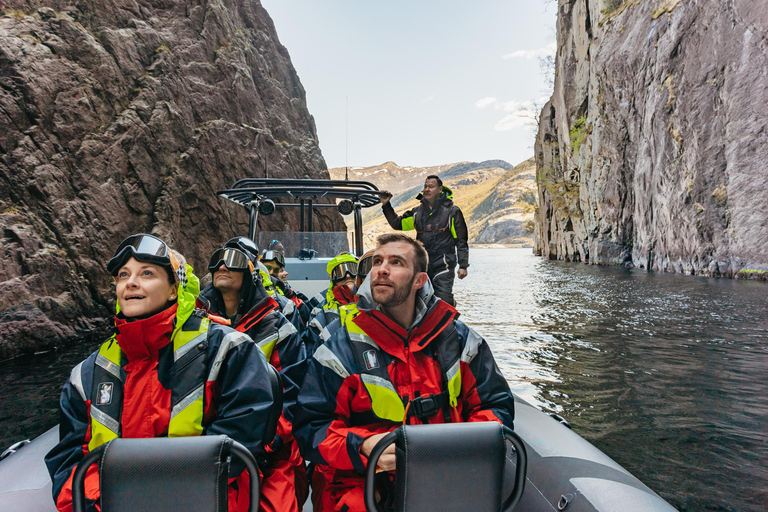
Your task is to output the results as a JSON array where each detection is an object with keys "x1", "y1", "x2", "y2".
[
  {"x1": 72, "y1": 437, "x2": 261, "y2": 512},
  {"x1": 363, "y1": 431, "x2": 399, "y2": 512},
  {"x1": 502, "y1": 425, "x2": 528, "y2": 512}
]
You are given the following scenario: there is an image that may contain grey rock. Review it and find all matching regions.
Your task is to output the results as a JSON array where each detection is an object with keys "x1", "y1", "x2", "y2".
[
  {"x1": 0, "y1": 0, "x2": 343, "y2": 358},
  {"x1": 534, "y1": 0, "x2": 768, "y2": 280}
]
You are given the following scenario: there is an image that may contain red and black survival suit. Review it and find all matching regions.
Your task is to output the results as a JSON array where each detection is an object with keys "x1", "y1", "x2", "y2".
[
  {"x1": 292, "y1": 279, "x2": 515, "y2": 512},
  {"x1": 382, "y1": 186, "x2": 469, "y2": 306},
  {"x1": 44, "y1": 303, "x2": 277, "y2": 512},
  {"x1": 197, "y1": 271, "x2": 309, "y2": 512}
]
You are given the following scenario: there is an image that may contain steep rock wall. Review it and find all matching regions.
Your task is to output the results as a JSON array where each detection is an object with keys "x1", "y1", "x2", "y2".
[
  {"x1": 0, "y1": 0, "x2": 343, "y2": 357},
  {"x1": 534, "y1": 0, "x2": 768, "y2": 278}
]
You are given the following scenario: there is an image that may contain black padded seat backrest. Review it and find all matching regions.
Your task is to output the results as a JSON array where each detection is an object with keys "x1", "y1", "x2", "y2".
[
  {"x1": 100, "y1": 436, "x2": 230, "y2": 512},
  {"x1": 73, "y1": 435, "x2": 261, "y2": 512},
  {"x1": 396, "y1": 422, "x2": 506, "y2": 512},
  {"x1": 365, "y1": 422, "x2": 527, "y2": 512}
]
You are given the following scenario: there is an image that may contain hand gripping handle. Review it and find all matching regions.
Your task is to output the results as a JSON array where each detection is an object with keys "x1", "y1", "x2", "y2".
[{"x1": 363, "y1": 431, "x2": 399, "y2": 512}]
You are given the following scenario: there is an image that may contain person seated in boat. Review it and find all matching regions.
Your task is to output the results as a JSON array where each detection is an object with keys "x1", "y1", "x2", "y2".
[
  {"x1": 292, "y1": 233, "x2": 515, "y2": 512},
  {"x1": 261, "y1": 242, "x2": 311, "y2": 326},
  {"x1": 196, "y1": 236, "x2": 309, "y2": 512},
  {"x1": 302, "y1": 252, "x2": 359, "y2": 355},
  {"x1": 44, "y1": 234, "x2": 277, "y2": 512},
  {"x1": 354, "y1": 249, "x2": 375, "y2": 290}
]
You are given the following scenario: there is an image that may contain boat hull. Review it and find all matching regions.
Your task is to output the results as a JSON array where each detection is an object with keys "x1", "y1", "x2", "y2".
[{"x1": 0, "y1": 396, "x2": 675, "y2": 511}]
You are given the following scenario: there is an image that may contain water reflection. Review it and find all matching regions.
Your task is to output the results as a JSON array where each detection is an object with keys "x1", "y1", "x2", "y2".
[{"x1": 455, "y1": 249, "x2": 767, "y2": 512}]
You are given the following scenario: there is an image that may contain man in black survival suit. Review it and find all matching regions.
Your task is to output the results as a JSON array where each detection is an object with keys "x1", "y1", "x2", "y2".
[
  {"x1": 196, "y1": 237, "x2": 308, "y2": 512},
  {"x1": 292, "y1": 233, "x2": 514, "y2": 512},
  {"x1": 380, "y1": 174, "x2": 469, "y2": 306}
]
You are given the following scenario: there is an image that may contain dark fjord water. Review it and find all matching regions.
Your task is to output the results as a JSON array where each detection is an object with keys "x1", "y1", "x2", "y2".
[{"x1": 1, "y1": 248, "x2": 766, "y2": 510}]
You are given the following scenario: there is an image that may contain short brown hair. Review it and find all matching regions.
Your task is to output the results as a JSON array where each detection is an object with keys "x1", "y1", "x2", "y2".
[{"x1": 376, "y1": 233, "x2": 428, "y2": 273}]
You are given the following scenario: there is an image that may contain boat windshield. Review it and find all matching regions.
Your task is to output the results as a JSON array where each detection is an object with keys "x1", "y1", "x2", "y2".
[{"x1": 258, "y1": 231, "x2": 353, "y2": 259}]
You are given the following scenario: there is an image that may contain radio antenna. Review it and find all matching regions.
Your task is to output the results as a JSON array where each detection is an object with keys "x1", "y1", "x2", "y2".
[{"x1": 345, "y1": 95, "x2": 349, "y2": 181}]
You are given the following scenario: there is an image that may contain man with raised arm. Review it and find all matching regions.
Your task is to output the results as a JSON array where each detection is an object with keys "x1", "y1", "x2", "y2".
[
  {"x1": 293, "y1": 233, "x2": 514, "y2": 512},
  {"x1": 380, "y1": 175, "x2": 469, "y2": 306}
]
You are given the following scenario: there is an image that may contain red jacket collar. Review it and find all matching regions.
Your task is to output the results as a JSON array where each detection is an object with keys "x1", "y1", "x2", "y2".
[
  {"x1": 352, "y1": 299, "x2": 457, "y2": 363},
  {"x1": 114, "y1": 303, "x2": 177, "y2": 361}
]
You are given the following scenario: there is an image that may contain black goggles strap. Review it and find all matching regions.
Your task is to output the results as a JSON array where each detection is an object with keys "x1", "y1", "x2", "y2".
[{"x1": 208, "y1": 248, "x2": 250, "y2": 271}]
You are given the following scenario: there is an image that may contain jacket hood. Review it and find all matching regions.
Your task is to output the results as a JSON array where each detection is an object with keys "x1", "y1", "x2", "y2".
[{"x1": 356, "y1": 273, "x2": 437, "y2": 329}]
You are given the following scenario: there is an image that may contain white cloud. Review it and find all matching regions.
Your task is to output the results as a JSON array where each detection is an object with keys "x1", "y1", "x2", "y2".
[
  {"x1": 494, "y1": 113, "x2": 537, "y2": 132},
  {"x1": 475, "y1": 97, "x2": 497, "y2": 109},
  {"x1": 502, "y1": 41, "x2": 556, "y2": 60}
]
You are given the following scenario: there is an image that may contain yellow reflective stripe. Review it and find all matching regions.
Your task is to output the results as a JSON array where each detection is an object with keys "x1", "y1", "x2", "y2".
[
  {"x1": 174, "y1": 318, "x2": 209, "y2": 351},
  {"x1": 174, "y1": 332, "x2": 207, "y2": 361},
  {"x1": 361, "y1": 374, "x2": 405, "y2": 423},
  {"x1": 169, "y1": 384, "x2": 205, "y2": 437},
  {"x1": 99, "y1": 336, "x2": 122, "y2": 365},
  {"x1": 401, "y1": 215, "x2": 416, "y2": 231},
  {"x1": 257, "y1": 333, "x2": 278, "y2": 360},
  {"x1": 450, "y1": 216, "x2": 457, "y2": 238},
  {"x1": 88, "y1": 406, "x2": 119, "y2": 451},
  {"x1": 446, "y1": 360, "x2": 461, "y2": 408}
]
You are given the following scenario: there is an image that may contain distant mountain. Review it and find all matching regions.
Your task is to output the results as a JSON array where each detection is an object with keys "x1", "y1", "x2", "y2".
[{"x1": 329, "y1": 159, "x2": 536, "y2": 248}]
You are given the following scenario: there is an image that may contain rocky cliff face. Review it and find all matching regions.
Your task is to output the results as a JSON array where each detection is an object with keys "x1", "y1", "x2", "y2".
[
  {"x1": 534, "y1": 0, "x2": 768, "y2": 279},
  {"x1": 0, "y1": 0, "x2": 342, "y2": 357}
]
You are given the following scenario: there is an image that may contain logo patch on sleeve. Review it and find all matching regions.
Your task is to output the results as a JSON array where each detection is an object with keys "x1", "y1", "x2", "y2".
[
  {"x1": 363, "y1": 350, "x2": 380, "y2": 370},
  {"x1": 97, "y1": 382, "x2": 114, "y2": 406}
]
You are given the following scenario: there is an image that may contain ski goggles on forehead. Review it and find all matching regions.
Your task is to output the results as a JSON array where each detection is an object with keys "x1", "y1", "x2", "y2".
[
  {"x1": 107, "y1": 234, "x2": 171, "y2": 276},
  {"x1": 357, "y1": 256, "x2": 374, "y2": 278},
  {"x1": 261, "y1": 250, "x2": 285, "y2": 268},
  {"x1": 330, "y1": 261, "x2": 357, "y2": 283},
  {"x1": 208, "y1": 248, "x2": 252, "y2": 272}
]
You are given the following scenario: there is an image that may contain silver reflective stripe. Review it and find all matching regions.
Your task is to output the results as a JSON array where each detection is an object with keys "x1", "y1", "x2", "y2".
[
  {"x1": 91, "y1": 406, "x2": 119, "y2": 434},
  {"x1": 446, "y1": 360, "x2": 460, "y2": 383},
  {"x1": 171, "y1": 384, "x2": 204, "y2": 419},
  {"x1": 282, "y1": 300, "x2": 295, "y2": 316},
  {"x1": 70, "y1": 361, "x2": 86, "y2": 401},
  {"x1": 320, "y1": 326, "x2": 333, "y2": 342},
  {"x1": 207, "y1": 331, "x2": 250, "y2": 382},
  {"x1": 278, "y1": 322, "x2": 297, "y2": 343},
  {"x1": 174, "y1": 332, "x2": 207, "y2": 361},
  {"x1": 309, "y1": 317, "x2": 324, "y2": 333},
  {"x1": 310, "y1": 307, "x2": 322, "y2": 317},
  {"x1": 313, "y1": 292, "x2": 325, "y2": 303},
  {"x1": 461, "y1": 327, "x2": 483, "y2": 364},
  {"x1": 95, "y1": 354, "x2": 122, "y2": 381},
  {"x1": 348, "y1": 331, "x2": 378, "y2": 349},
  {"x1": 257, "y1": 333, "x2": 278, "y2": 350},
  {"x1": 313, "y1": 345, "x2": 350, "y2": 379},
  {"x1": 361, "y1": 374, "x2": 398, "y2": 394}
]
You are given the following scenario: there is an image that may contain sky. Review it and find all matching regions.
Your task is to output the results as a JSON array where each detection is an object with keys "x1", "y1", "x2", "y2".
[{"x1": 261, "y1": 0, "x2": 557, "y2": 169}]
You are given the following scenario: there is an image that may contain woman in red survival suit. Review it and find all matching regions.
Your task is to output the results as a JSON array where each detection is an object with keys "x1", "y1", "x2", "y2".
[{"x1": 44, "y1": 234, "x2": 277, "y2": 512}]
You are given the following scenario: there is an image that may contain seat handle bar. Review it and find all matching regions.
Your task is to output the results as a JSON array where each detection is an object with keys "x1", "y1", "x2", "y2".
[{"x1": 72, "y1": 437, "x2": 261, "y2": 512}]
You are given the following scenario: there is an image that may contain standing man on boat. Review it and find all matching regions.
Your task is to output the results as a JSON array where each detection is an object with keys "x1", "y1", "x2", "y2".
[
  {"x1": 380, "y1": 175, "x2": 469, "y2": 306},
  {"x1": 292, "y1": 233, "x2": 515, "y2": 512},
  {"x1": 197, "y1": 237, "x2": 309, "y2": 512}
]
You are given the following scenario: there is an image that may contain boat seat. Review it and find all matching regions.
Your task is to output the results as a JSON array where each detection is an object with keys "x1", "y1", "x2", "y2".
[
  {"x1": 72, "y1": 435, "x2": 259, "y2": 512},
  {"x1": 364, "y1": 422, "x2": 527, "y2": 512}
]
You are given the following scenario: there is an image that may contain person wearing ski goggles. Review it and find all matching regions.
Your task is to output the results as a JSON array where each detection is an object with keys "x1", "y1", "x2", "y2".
[
  {"x1": 48, "y1": 234, "x2": 277, "y2": 512},
  {"x1": 261, "y1": 249, "x2": 286, "y2": 278},
  {"x1": 196, "y1": 238, "x2": 310, "y2": 511},
  {"x1": 355, "y1": 249, "x2": 375, "y2": 289}
]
